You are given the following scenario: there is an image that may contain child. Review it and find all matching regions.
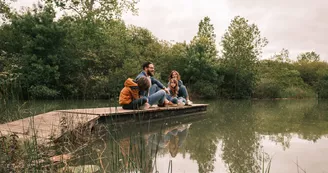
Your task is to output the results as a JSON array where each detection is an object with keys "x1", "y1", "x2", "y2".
[
  {"x1": 168, "y1": 70, "x2": 193, "y2": 105},
  {"x1": 119, "y1": 77, "x2": 150, "y2": 110},
  {"x1": 119, "y1": 76, "x2": 166, "y2": 109},
  {"x1": 167, "y1": 78, "x2": 186, "y2": 106}
]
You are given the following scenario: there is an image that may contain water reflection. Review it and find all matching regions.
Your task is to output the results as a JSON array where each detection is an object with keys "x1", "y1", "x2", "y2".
[
  {"x1": 59, "y1": 99, "x2": 328, "y2": 172},
  {"x1": 146, "y1": 123, "x2": 190, "y2": 159}
]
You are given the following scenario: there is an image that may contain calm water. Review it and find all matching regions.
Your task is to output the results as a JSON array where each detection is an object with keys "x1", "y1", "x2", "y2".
[{"x1": 2, "y1": 99, "x2": 328, "y2": 172}]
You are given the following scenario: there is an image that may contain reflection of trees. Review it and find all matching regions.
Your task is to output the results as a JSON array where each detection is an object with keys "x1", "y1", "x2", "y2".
[
  {"x1": 218, "y1": 101, "x2": 263, "y2": 173},
  {"x1": 268, "y1": 133, "x2": 292, "y2": 151},
  {"x1": 221, "y1": 123, "x2": 262, "y2": 173},
  {"x1": 184, "y1": 122, "x2": 218, "y2": 173},
  {"x1": 253, "y1": 99, "x2": 328, "y2": 148},
  {"x1": 183, "y1": 102, "x2": 222, "y2": 173}
]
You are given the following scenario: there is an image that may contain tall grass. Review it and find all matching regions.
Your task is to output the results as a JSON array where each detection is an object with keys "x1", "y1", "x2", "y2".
[{"x1": 0, "y1": 103, "x2": 166, "y2": 173}]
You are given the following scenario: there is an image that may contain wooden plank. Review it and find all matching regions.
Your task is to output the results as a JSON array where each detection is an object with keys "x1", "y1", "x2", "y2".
[
  {"x1": 0, "y1": 112, "x2": 99, "y2": 143},
  {"x1": 57, "y1": 104, "x2": 208, "y2": 116},
  {"x1": 0, "y1": 104, "x2": 208, "y2": 144}
]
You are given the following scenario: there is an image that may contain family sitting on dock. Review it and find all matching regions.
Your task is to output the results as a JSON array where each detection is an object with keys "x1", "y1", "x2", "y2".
[{"x1": 119, "y1": 62, "x2": 193, "y2": 110}]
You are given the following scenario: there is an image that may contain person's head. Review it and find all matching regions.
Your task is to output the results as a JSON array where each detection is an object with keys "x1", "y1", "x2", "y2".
[
  {"x1": 169, "y1": 78, "x2": 178, "y2": 88},
  {"x1": 137, "y1": 76, "x2": 150, "y2": 91},
  {"x1": 169, "y1": 78, "x2": 179, "y2": 97},
  {"x1": 169, "y1": 70, "x2": 181, "y2": 81},
  {"x1": 142, "y1": 62, "x2": 155, "y2": 76}
]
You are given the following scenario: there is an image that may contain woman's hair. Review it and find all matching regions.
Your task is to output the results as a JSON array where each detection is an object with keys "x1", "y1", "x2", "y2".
[
  {"x1": 169, "y1": 70, "x2": 181, "y2": 81},
  {"x1": 137, "y1": 76, "x2": 150, "y2": 91},
  {"x1": 169, "y1": 78, "x2": 179, "y2": 97}
]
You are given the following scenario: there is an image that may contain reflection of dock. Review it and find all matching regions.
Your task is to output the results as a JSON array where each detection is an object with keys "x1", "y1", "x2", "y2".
[{"x1": 0, "y1": 104, "x2": 208, "y2": 144}]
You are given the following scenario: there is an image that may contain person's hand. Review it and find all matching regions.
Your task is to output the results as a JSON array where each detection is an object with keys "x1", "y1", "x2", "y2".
[{"x1": 164, "y1": 88, "x2": 169, "y2": 93}]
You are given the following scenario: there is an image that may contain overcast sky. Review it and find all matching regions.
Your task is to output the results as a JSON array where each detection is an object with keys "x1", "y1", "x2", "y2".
[{"x1": 12, "y1": 0, "x2": 328, "y2": 60}]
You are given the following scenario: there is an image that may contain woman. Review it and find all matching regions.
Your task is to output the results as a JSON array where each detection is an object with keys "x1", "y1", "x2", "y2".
[{"x1": 168, "y1": 70, "x2": 193, "y2": 105}]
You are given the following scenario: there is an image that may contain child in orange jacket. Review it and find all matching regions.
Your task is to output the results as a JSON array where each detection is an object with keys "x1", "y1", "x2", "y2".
[{"x1": 119, "y1": 76, "x2": 150, "y2": 110}]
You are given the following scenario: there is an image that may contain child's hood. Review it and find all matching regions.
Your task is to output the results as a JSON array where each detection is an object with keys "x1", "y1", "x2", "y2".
[{"x1": 124, "y1": 78, "x2": 138, "y2": 87}]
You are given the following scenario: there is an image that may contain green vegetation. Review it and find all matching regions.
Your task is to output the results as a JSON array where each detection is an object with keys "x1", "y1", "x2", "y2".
[{"x1": 1, "y1": 1, "x2": 328, "y2": 101}]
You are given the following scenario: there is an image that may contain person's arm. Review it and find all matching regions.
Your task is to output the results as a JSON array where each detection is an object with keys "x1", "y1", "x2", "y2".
[
  {"x1": 151, "y1": 77, "x2": 169, "y2": 93},
  {"x1": 151, "y1": 77, "x2": 165, "y2": 89}
]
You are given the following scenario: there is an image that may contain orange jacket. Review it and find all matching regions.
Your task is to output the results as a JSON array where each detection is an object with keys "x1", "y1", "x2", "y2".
[{"x1": 119, "y1": 78, "x2": 140, "y2": 105}]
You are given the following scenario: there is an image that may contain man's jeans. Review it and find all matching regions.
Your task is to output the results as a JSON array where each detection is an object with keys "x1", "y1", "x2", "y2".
[
  {"x1": 148, "y1": 89, "x2": 165, "y2": 106},
  {"x1": 137, "y1": 84, "x2": 165, "y2": 106}
]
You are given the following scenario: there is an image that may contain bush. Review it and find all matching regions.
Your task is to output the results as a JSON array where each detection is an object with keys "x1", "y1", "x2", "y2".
[
  {"x1": 28, "y1": 85, "x2": 59, "y2": 99},
  {"x1": 191, "y1": 80, "x2": 217, "y2": 99},
  {"x1": 279, "y1": 87, "x2": 315, "y2": 98},
  {"x1": 253, "y1": 79, "x2": 281, "y2": 98},
  {"x1": 316, "y1": 77, "x2": 328, "y2": 98}
]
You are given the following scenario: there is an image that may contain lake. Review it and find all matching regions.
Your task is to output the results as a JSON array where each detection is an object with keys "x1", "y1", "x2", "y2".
[{"x1": 1, "y1": 99, "x2": 328, "y2": 173}]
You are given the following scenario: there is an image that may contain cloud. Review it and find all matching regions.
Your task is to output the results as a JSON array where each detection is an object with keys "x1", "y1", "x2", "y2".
[{"x1": 224, "y1": 0, "x2": 328, "y2": 59}]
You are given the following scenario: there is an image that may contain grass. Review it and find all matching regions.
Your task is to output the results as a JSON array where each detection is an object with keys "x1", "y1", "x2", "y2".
[{"x1": 0, "y1": 100, "x2": 164, "y2": 172}]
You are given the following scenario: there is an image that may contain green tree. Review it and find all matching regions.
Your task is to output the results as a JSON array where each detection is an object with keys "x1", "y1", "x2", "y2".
[
  {"x1": 44, "y1": 0, "x2": 138, "y2": 20},
  {"x1": 188, "y1": 16, "x2": 217, "y2": 64},
  {"x1": 297, "y1": 51, "x2": 320, "y2": 63},
  {"x1": 0, "y1": 4, "x2": 65, "y2": 99},
  {"x1": 181, "y1": 17, "x2": 222, "y2": 98},
  {"x1": 221, "y1": 16, "x2": 268, "y2": 98},
  {"x1": 254, "y1": 49, "x2": 315, "y2": 99}
]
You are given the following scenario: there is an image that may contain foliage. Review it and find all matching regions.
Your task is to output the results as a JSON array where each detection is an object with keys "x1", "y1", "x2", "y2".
[
  {"x1": 297, "y1": 51, "x2": 320, "y2": 63},
  {"x1": 43, "y1": 0, "x2": 138, "y2": 20},
  {"x1": 220, "y1": 16, "x2": 268, "y2": 98},
  {"x1": 0, "y1": 1, "x2": 327, "y2": 100}
]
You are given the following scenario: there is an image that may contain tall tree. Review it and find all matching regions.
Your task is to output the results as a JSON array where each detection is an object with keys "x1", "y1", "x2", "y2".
[
  {"x1": 43, "y1": 0, "x2": 138, "y2": 20},
  {"x1": 221, "y1": 16, "x2": 268, "y2": 98},
  {"x1": 182, "y1": 16, "x2": 221, "y2": 98},
  {"x1": 191, "y1": 16, "x2": 217, "y2": 63}
]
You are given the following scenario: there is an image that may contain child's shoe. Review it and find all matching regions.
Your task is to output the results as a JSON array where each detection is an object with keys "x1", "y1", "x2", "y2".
[
  {"x1": 177, "y1": 101, "x2": 185, "y2": 107},
  {"x1": 185, "y1": 100, "x2": 193, "y2": 106}
]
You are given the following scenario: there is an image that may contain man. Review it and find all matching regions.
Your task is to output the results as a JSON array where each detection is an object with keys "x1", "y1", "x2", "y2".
[{"x1": 136, "y1": 62, "x2": 169, "y2": 106}]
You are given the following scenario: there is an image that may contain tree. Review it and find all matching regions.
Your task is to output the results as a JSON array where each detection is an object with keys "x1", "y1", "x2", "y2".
[
  {"x1": 43, "y1": 0, "x2": 138, "y2": 20},
  {"x1": 297, "y1": 51, "x2": 320, "y2": 63},
  {"x1": 295, "y1": 52, "x2": 325, "y2": 93},
  {"x1": 271, "y1": 48, "x2": 291, "y2": 63},
  {"x1": 0, "y1": 4, "x2": 66, "y2": 99},
  {"x1": 220, "y1": 16, "x2": 268, "y2": 98},
  {"x1": 191, "y1": 16, "x2": 217, "y2": 63},
  {"x1": 182, "y1": 17, "x2": 221, "y2": 98},
  {"x1": 0, "y1": 0, "x2": 14, "y2": 23}
]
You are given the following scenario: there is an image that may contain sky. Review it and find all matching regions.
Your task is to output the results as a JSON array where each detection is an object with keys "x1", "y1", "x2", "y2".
[{"x1": 11, "y1": 0, "x2": 328, "y2": 61}]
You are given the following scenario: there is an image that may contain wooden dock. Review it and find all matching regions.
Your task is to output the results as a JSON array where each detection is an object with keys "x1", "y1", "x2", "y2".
[{"x1": 0, "y1": 104, "x2": 208, "y2": 144}]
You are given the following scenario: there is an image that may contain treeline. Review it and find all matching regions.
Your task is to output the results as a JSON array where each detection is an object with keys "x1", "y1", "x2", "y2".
[{"x1": 0, "y1": 0, "x2": 328, "y2": 101}]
